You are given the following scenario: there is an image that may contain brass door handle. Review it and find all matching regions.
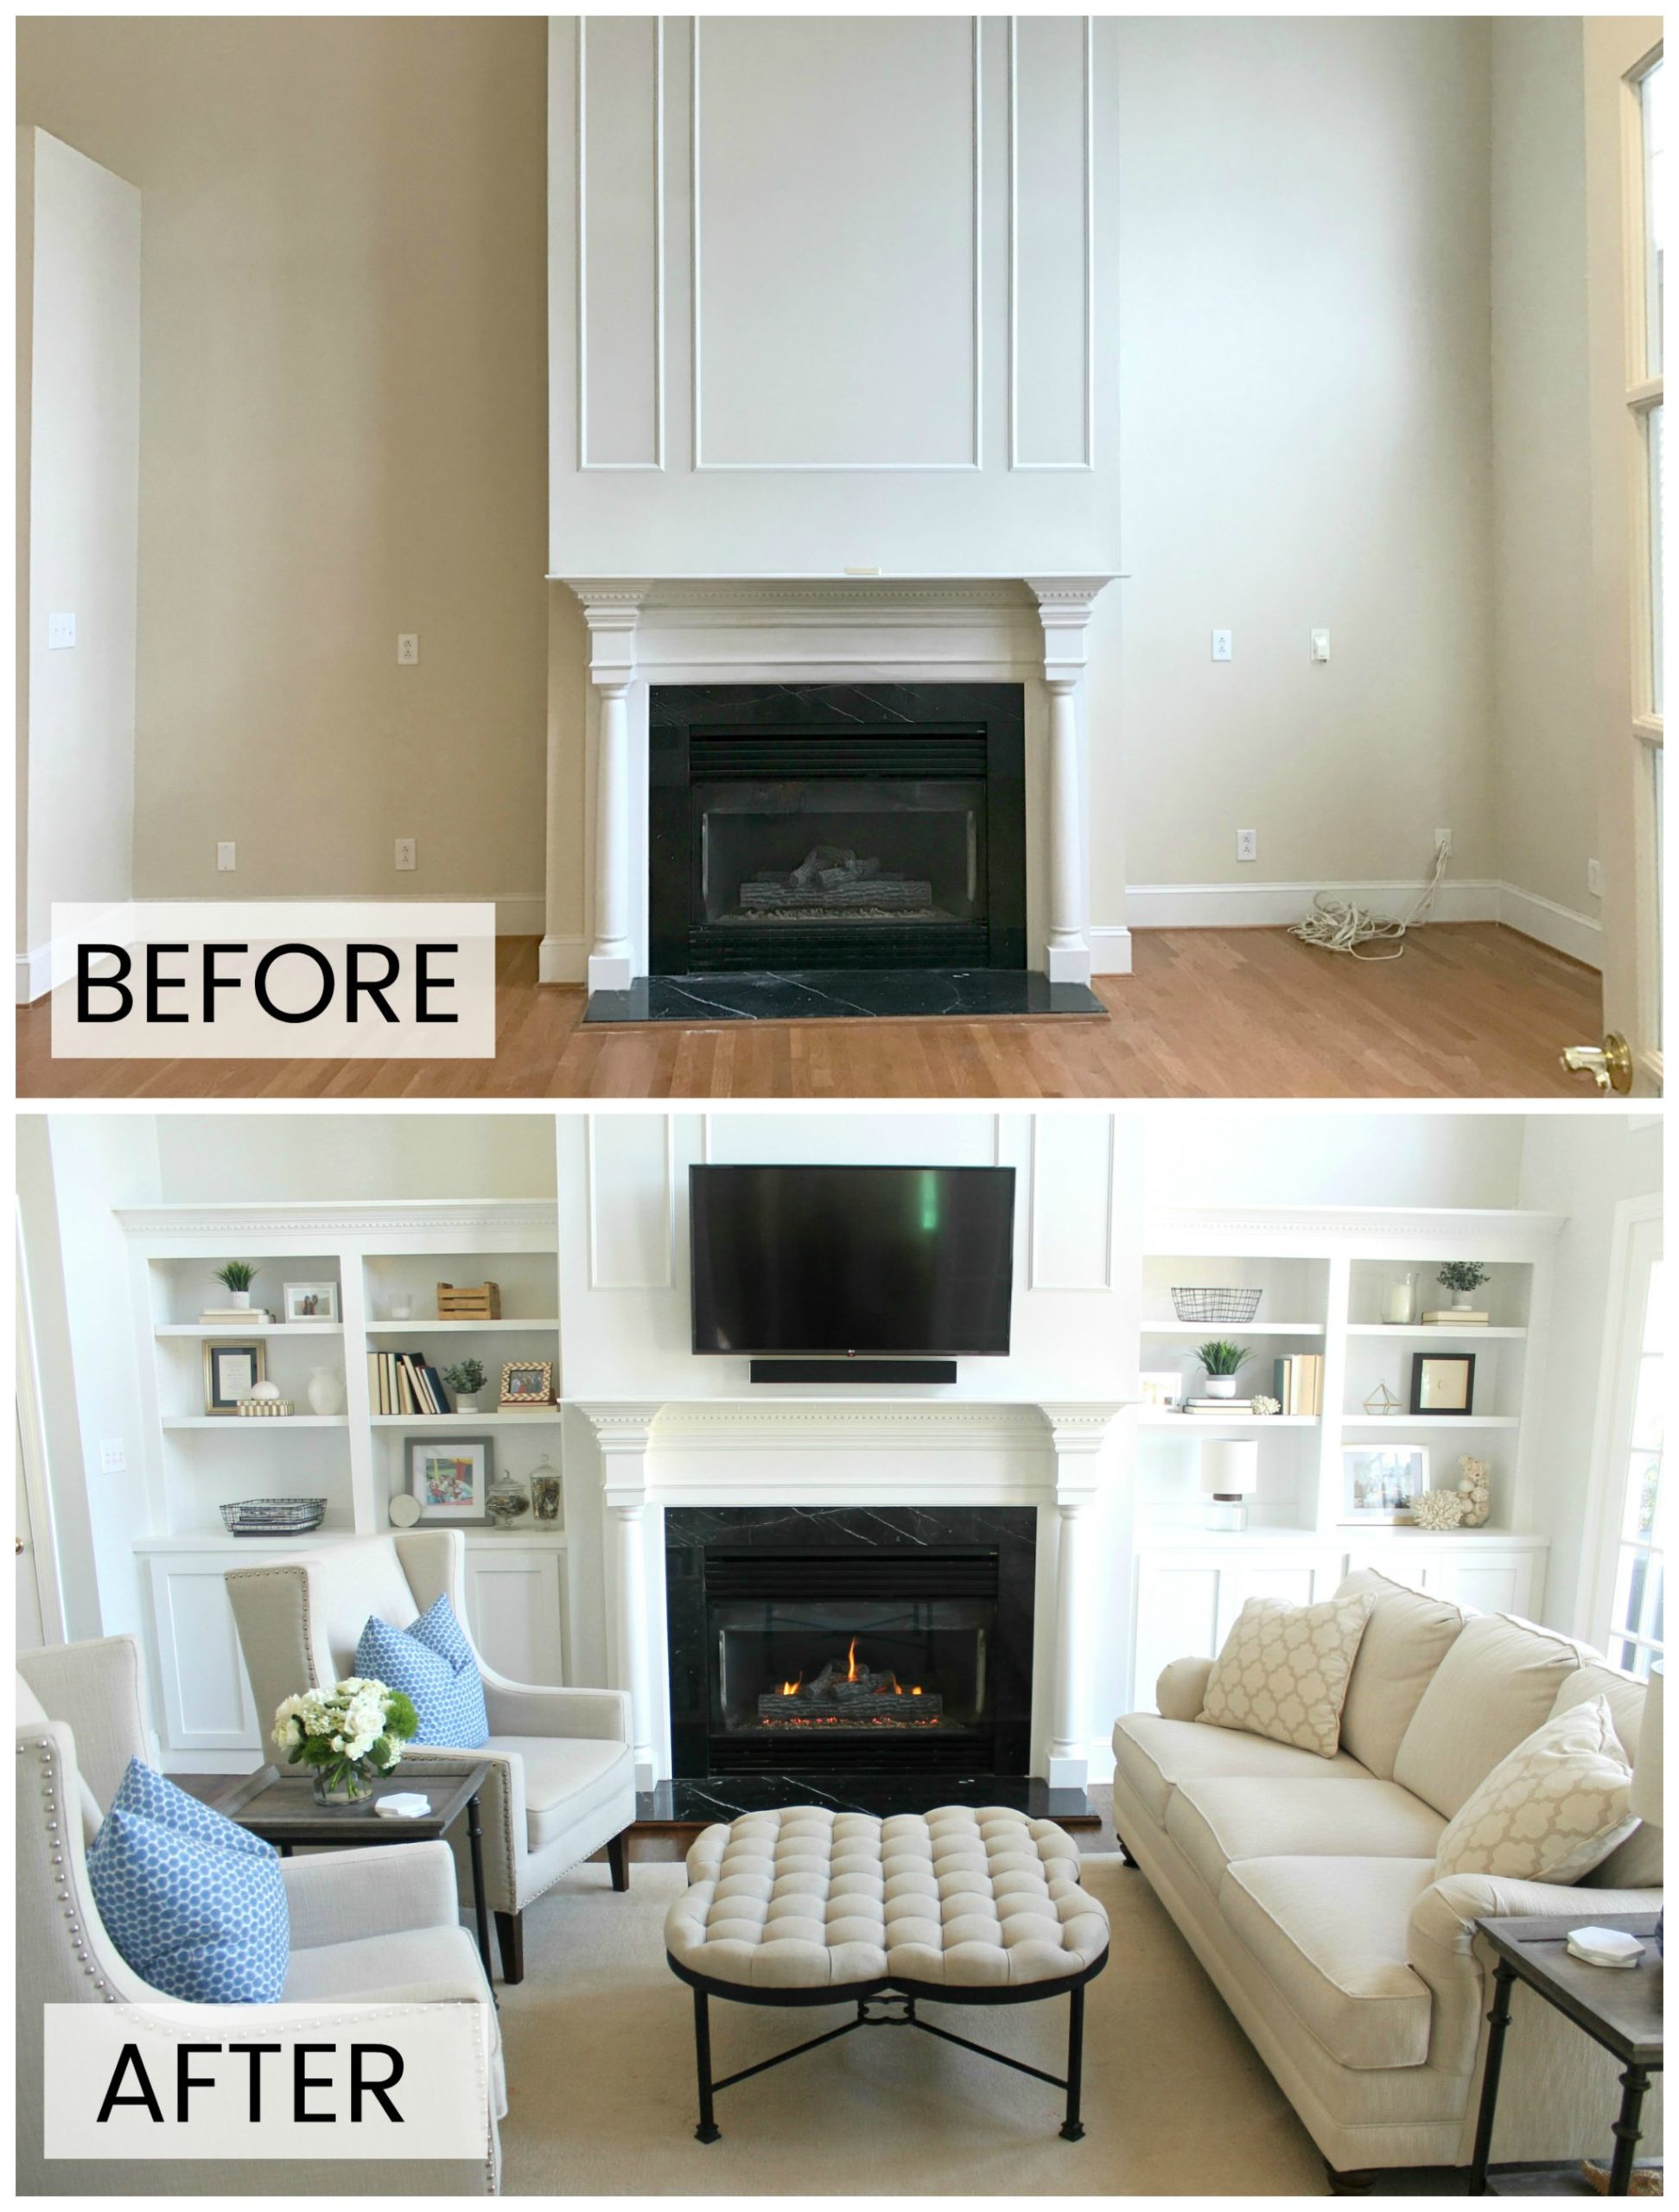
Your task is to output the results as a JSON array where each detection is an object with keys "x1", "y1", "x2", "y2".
[{"x1": 1561, "y1": 1035, "x2": 1634, "y2": 1094}]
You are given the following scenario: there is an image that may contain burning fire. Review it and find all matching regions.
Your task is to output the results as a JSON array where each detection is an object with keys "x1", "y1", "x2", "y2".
[
  {"x1": 779, "y1": 1677, "x2": 802, "y2": 1696},
  {"x1": 847, "y1": 1637, "x2": 859, "y2": 1682}
]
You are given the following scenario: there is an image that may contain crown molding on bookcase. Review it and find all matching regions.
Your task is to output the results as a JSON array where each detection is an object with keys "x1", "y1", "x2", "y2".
[
  {"x1": 1144, "y1": 1205, "x2": 1566, "y2": 1254},
  {"x1": 117, "y1": 1200, "x2": 557, "y2": 1243}
]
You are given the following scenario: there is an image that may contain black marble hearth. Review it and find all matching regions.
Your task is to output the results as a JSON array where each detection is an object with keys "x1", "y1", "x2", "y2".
[
  {"x1": 583, "y1": 967, "x2": 1106, "y2": 1024},
  {"x1": 635, "y1": 1774, "x2": 1096, "y2": 1824}
]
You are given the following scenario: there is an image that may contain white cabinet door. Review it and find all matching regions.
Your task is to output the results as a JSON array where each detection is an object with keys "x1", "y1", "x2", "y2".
[
  {"x1": 1425, "y1": 1552, "x2": 1538, "y2": 1619},
  {"x1": 463, "y1": 1546, "x2": 565, "y2": 1687},
  {"x1": 147, "y1": 1554, "x2": 264, "y2": 1756},
  {"x1": 1129, "y1": 1547, "x2": 1345, "y2": 1711}
]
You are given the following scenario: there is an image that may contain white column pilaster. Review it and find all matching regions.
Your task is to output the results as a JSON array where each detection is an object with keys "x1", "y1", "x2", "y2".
[
  {"x1": 580, "y1": 1402, "x2": 662, "y2": 1789},
  {"x1": 569, "y1": 582, "x2": 652, "y2": 995},
  {"x1": 1026, "y1": 578, "x2": 1113, "y2": 988},
  {"x1": 1040, "y1": 1402, "x2": 1121, "y2": 1789}
]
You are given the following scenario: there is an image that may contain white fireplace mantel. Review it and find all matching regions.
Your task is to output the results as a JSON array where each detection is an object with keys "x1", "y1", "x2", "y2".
[
  {"x1": 576, "y1": 1397, "x2": 1123, "y2": 1792},
  {"x1": 548, "y1": 576, "x2": 1123, "y2": 995}
]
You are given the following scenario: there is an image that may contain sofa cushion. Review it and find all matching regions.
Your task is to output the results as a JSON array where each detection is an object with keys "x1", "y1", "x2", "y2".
[
  {"x1": 493, "y1": 1734, "x2": 634, "y2": 1853},
  {"x1": 1392, "y1": 1613, "x2": 1587, "y2": 1817},
  {"x1": 1111, "y1": 1713, "x2": 1369, "y2": 1828},
  {"x1": 1335, "y1": 1569, "x2": 1471, "y2": 1779},
  {"x1": 1167, "y1": 1777, "x2": 1447, "y2": 1897},
  {"x1": 1199, "y1": 1591, "x2": 1376, "y2": 1758},
  {"x1": 283, "y1": 1921, "x2": 498, "y2": 2033},
  {"x1": 1434, "y1": 1696, "x2": 1636, "y2": 1885},
  {"x1": 1551, "y1": 1665, "x2": 1663, "y2": 1889},
  {"x1": 1222, "y1": 1854, "x2": 1438, "y2": 2071}
]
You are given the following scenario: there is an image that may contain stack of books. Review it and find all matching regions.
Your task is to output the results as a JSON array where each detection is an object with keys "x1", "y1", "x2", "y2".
[
  {"x1": 1183, "y1": 1396, "x2": 1256, "y2": 1414},
  {"x1": 367, "y1": 1351, "x2": 453, "y2": 1416},
  {"x1": 1271, "y1": 1355, "x2": 1324, "y2": 1414},
  {"x1": 1421, "y1": 1308, "x2": 1489, "y2": 1326},
  {"x1": 199, "y1": 1306, "x2": 274, "y2": 1325}
]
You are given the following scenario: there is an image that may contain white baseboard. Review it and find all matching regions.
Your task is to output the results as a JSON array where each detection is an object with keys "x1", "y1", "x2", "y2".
[
  {"x1": 1118, "y1": 875, "x2": 1600, "y2": 971},
  {"x1": 538, "y1": 933, "x2": 588, "y2": 985},
  {"x1": 1088, "y1": 925, "x2": 1133, "y2": 976},
  {"x1": 1496, "y1": 882, "x2": 1602, "y2": 969},
  {"x1": 16, "y1": 945, "x2": 50, "y2": 1006}
]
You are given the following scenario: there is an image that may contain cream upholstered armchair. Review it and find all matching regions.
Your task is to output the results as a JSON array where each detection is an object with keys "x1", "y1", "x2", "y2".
[
  {"x1": 226, "y1": 1529, "x2": 635, "y2": 1983},
  {"x1": 16, "y1": 1633, "x2": 502, "y2": 2195}
]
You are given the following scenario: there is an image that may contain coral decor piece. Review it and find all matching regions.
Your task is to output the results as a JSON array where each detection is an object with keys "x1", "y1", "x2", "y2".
[
  {"x1": 1457, "y1": 1455, "x2": 1492, "y2": 1528},
  {"x1": 1409, "y1": 1488, "x2": 1466, "y2": 1533},
  {"x1": 1250, "y1": 1395, "x2": 1282, "y2": 1416}
]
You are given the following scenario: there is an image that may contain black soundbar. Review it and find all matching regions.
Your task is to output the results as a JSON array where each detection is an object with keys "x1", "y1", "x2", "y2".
[{"x1": 748, "y1": 1357, "x2": 958, "y2": 1386}]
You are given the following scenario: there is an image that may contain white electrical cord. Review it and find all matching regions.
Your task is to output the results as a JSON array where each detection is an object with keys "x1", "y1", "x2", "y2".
[{"x1": 1290, "y1": 840, "x2": 1451, "y2": 961}]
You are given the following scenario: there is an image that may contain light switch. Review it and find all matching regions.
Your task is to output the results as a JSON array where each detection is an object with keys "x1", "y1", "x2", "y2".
[
  {"x1": 48, "y1": 612, "x2": 76, "y2": 650},
  {"x1": 1211, "y1": 629, "x2": 1233, "y2": 662},
  {"x1": 217, "y1": 842, "x2": 236, "y2": 872},
  {"x1": 1587, "y1": 858, "x2": 1604, "y2": 897},
  {"x1": 397, "y1": 633, "x2": 419, "y2": 665},
  {"x1": 1310, "y1": 629, "x2": 1331, "y2": 663},
  {"x1": 99, "y1": 1439, "x2": 127, "y2": 1474}
]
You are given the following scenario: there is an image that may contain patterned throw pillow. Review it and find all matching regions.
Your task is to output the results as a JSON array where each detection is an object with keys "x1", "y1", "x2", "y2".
[
  {"x1": 1198, "y1": 1592, "x2": 1377, "y2": 1758},
  {"x1": 87, "y1": 1758, "x2": 289, "y2": 2002},
  {"x1": 356, "y1": 1592, "x2": 489, "y2": 1749},
  {"x1": 1434, "y1": 1695, "x2": 1637, "y2": 1884}
]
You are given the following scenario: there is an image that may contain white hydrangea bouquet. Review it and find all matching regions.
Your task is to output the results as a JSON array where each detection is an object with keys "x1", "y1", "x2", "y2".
[{"x1": 272, "y1": 1677, "x2": 419, "y2": 1804}]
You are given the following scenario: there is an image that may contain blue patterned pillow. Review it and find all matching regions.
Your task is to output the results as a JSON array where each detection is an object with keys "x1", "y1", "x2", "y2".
[
  {"x1": 87, "y1": 1760, "x2": 289, "y2": 2003},
  {"x1": 356, "y1": 1593, "x2": 489, "y2": 1749}
]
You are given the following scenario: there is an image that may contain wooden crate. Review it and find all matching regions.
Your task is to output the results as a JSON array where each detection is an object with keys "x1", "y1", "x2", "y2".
[{"x1": 436, "y1": 1281, "x2": 500, "y2": 1319}]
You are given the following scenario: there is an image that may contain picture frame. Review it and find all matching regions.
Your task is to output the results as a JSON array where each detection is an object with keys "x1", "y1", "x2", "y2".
[
  {"x1": 499, "y1": 1360, "x2": 554, "y2": 1408},
  {"x1": 1410, "y1": 1353, "x2": 1476, "y2": 1417},
  {"x1": 283, "y1": 1281, "x2": 339, "y2": 1324},
  {"x1": 204, "y1": 1340, "x2": 266, "y2": 1414},
  {"x1": 1140, "y1": 1370, "x2": 1184, "y2": 1410},
  {"x1": 405, "y1": 1436, "x2": 494, "y2": 1525},
  {"x1": 1341, "y1": 1444, "x2": 1429, "y2": 1523}
]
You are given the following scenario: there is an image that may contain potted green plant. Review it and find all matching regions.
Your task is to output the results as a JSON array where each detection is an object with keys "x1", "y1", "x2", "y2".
[
  {"x1": 1195, "y1": 1341, "x2": 1251, "y2": 1400},
  {"x1": 1436, "y1": 1262, "x2": 1491, "y2": 1313},
  {"x1": 442, "y1": 1357, "x2": 487, "y2": 1414},
  {"x1": 271, "y1": 1678, "x2": 418, "y2": 1804},
  {"x1": 213, "y1": 1261, "x2": 259, "y2": 1311}
]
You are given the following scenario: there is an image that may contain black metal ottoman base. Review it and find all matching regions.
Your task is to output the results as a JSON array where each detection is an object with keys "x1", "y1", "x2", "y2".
[{"x1": 666, "y1": 1948, "x2": 1110, "y2": 2145}]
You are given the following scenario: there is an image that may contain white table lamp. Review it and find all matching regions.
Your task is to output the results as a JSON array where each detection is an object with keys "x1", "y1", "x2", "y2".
[{"x1": 1202, "y1": 1440, "x2": 1260, "y2": 1533}]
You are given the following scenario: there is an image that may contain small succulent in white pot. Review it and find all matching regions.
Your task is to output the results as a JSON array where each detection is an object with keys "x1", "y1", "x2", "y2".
[
  {"x1": 442, "y1": 1357, "x2": 487, "y2": 1414},
  {"x1": 1195, "y1": 1341, "x2": 1251, "y2": 1400},
  {"x1": 1435, "y1": 1261, "x2": 1491, "y2": 1311},
  {"x1": 213, "y1": 1260, "x2": 258, "y2": 1310}
]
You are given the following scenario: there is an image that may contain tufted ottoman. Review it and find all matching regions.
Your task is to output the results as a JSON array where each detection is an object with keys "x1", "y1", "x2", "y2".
[{"x1": 663, "y1": 1804, "x2": 1110, "y2": 2142}]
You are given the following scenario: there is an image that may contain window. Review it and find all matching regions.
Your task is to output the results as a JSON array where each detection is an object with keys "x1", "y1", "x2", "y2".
[{"x1": 1587, "y1": 1203, "x2": 1665, "y2": 1678}]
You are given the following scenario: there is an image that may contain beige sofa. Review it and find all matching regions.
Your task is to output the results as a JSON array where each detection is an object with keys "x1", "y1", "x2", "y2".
[{"x1": 1110, "y1": 1570, "x2": 1663, "y2": 2186}]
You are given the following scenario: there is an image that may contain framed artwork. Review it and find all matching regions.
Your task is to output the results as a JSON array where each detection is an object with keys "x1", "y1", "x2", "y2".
[
  {"x1": 1140, "y1": 1370, "x2": 1184, "y2": 1410},
  {"x1": 284, "y1": 1281, "x2": 339, "y2": 1323},
  {"x1": 1410, "y1": 1353, "x2": 1476, "y2": 1416},
  {"x1": 1341, "y1": 1445, "x2": 1429, "y2": 1524},
  {"x1": 406, "y1": 1437, "x2": 494, "y2": 1525},
  {"x1": 204, "y1": 1340, "x2": 266, "y2": 1414},
  {"x1": 499, "y1": 1360, "x2": 554, "y2": 1408}
]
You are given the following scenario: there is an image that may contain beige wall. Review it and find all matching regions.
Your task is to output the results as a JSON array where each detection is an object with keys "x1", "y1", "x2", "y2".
[
  {"x1": 17, "y1": 126, "x2": 140, "y2": 979},
  {"x1": 16, "y1": 16, "x2": 550, "y2": 915},
  {"x1": 1490, "y1": 19, "x2": 1599, "y2": 931},
  {"x1": 1104, "y1": 16, "x2": 1498, "y2": 909}
]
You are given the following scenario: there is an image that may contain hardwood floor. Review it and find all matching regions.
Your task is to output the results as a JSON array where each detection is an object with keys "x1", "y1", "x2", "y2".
[{"x1": 16, "y1": 924, "x2": 1600, "y2": 1099}]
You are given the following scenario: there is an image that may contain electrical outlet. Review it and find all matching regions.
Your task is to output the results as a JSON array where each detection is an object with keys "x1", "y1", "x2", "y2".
[
  {"x1": 1236, "y1": 829, "x2": 1258, "y2": 862},
  {"x1": 395, "y1": 837, "x2": 417, "y2": 872},
  {"x1": 1435, "y1": 828, "x2": 1453, "y2": 858},
  {"x1": 48, "y1": 611, "x2": 77, "y2": 651},
  {"x1": 217, "y1": 841, "x2": 236, "y2": 872},
  {"x1": 1587, "y1": 857, "x2": 1604, "y2": 898},
  {"x1": 1211, "y1": 629, "x2": 1233, "y2": 663},
  {"x1": 397, "y1": 633, "x2": 419, "y2": 666},
  {"x1": 99, "y1": 1439, "x2": 127, "y2": 1474}
]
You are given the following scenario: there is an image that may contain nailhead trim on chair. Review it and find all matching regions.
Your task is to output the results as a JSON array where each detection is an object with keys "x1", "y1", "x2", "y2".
[{"x1": 22, "y1": 1736, "x2": 115, "y2": 1997}]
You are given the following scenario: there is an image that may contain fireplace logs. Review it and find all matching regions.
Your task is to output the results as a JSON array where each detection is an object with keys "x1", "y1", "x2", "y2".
[
  {"x1": 739, "y1": 846, "x2": 935, "y2": 913},
  {"x1": 755, "y1": 1638, "x2": 944, "y2": 1726}
]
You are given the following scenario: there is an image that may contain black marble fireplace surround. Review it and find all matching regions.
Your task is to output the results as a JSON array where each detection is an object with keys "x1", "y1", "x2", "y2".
[
  {"x1": 649, "y1": 683, "x2": 1027, "y2": 976},
  {"x1": 653, "y1": 1505, "x2": 1079, "y2": 1823}
]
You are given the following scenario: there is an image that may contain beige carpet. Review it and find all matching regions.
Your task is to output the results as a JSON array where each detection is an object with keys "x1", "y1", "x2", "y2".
[{"x1": 497, "y1": 1853, "x2": 1326, "y2": 2195}]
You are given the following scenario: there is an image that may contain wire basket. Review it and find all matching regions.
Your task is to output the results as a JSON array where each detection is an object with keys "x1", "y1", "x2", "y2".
[
  {"x1": 219, "y1": 1497, "x2": 327, "y2": 1538},
  {"x1": 1170, "y1": 1287, "x2": 1263, "y2": 1325}
]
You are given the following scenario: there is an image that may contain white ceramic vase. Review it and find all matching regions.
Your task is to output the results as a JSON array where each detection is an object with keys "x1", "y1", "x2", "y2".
[
  {"x1": 1205, "y1": 1376, "x2": 1237, "y2": 1399},
  {"x1": 307, "y1": 1367, "x2": 346, "y2": 1416},
  {"x1": 229, "y1": 1288, "x2": 251, "y2": 1309},
  {"x1": 455, "y1": 1395, "x2": 480, "y2": 1414}
]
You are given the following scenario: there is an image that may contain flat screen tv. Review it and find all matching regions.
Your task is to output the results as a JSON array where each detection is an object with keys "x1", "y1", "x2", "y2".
[{"x1": 690, "y1": 1164, "x2": 1016, "y2": 1357}]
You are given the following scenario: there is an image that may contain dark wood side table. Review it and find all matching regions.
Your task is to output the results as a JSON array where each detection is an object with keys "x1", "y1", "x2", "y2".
[
  {"x1": 1469, "y1": 1913, "x2": 1663, "y2": 2196},
  {"x1": 218, "y1": 1762, "x2": 495, "y2": 1982}
]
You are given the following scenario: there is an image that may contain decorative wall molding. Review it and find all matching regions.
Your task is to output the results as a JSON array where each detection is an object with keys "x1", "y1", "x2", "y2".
[
  {"x1": 576, "y1": 16, "x2": 665, "y2": 471},
  {"x1": 1028, "y1": 1115, "x2": 1116, "y2": 1291},
  {"x1": 1143, "y1": 1204, "x2": 1565, "y2": 1250},
  {"x1": 116, "y1": 1201, "x2": 557, "y2": 1243},
  {"x1": 1008, "y1": 16, "x2": 1095, "y2": 472},
  {"x1": 690, "y1": 16, "x2": 983, "y2": 472},
  {"x1": 584, "y1": 1114, "x2": 675, "y2": 1289}
]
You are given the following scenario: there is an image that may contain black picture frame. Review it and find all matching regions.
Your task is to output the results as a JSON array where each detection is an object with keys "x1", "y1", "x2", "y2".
[
  {"x1": 204, "y1": 1339, "x2": 266, "y2": 1414},
  {"x1": 1409, "y1": 1352, "x2": 1476, "y2": 1417}
]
